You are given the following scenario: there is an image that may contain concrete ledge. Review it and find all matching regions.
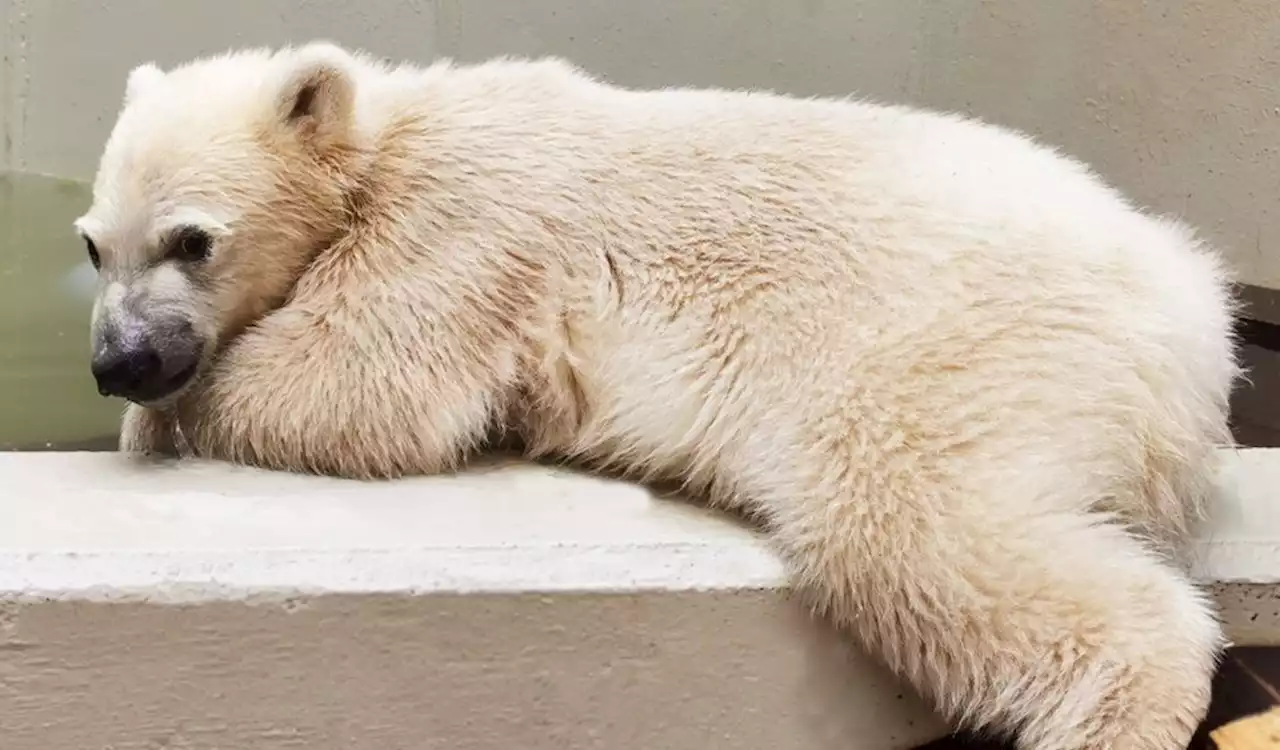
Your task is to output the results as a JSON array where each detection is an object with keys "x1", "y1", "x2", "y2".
[
  {"x1": 2, "y1": 449, "x2": 1280, "y2": 749},
  {"x1": 0, "y1": 453, "x2": 786, "y2": 602}
]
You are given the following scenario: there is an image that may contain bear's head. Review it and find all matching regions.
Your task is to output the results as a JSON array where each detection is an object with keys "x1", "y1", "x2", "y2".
[{"x1": 75, "y1": 42, "x2": 366, "y2": 406}]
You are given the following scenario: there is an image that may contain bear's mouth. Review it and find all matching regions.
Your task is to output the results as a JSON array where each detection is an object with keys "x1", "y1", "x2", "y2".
[
  {"x1": 127, "y1": 356, "x2": 202, "y2": 406},
  {"x1": 164, "y1": 359, "x2": 201, "y2": 392}
]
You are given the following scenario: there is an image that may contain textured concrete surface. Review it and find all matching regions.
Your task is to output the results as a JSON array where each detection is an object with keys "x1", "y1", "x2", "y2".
[
  {"x1": 0, "y1": 453, "x2": 786, "y2": 601},
  {"x1": 3, "y1": 0, "x2": 1279, "y2": 287},
  {"x1": 0, "y1": 449, "x2": 1277, "y2": 601},
  {"x1": 0, "y1": 592, "x2": 946, "y2": 750},
  {"x1": 2, "y1": 449, "x2": 1280, "y2": 748},
  {"x1": 1193, "y1": 447, "x2": 1280, "y2": 585},
  {"x1": 0, "y1": 452, "x2": 945, "y2": 750}
]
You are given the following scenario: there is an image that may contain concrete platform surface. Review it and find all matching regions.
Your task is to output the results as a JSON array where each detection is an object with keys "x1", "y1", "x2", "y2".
[{"x1": 1, "y1": 448, "x2": 1279, "y2": 750}]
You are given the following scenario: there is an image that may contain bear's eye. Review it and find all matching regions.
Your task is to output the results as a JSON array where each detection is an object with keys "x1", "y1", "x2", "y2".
[
  {"x1": 84, "y1": 236, "x2": 101, "y2": 270},
  {"x1": 169, "y1": 227, "x2": 212, "y2": 263}
]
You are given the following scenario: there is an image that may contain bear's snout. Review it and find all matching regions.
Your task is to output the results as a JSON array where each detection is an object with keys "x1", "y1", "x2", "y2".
[{"x1": 91, "y1": 321, "x2": 203, "y2": 404}]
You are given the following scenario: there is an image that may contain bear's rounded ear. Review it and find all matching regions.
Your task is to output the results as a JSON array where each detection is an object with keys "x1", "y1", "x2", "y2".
[
  {"x1": 124, "y1": 63, "x2": 165, "y2": 105},
  {"x1": 274, "y1": 42, "x2": 358, "y2": 153}
]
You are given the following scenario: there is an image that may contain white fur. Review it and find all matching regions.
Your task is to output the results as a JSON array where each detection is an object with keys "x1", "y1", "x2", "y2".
[
  {"x1": 80, "y1": 43, "x2": 1241, "y2": 749},
  {"x1": 124, "y1": 62, "x2": 165, "y2": 105}
]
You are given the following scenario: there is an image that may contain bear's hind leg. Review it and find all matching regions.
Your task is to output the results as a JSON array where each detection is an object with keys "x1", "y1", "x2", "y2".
[{"x1": 764, "y1": 481, "x2": 1220, "y2": 749}]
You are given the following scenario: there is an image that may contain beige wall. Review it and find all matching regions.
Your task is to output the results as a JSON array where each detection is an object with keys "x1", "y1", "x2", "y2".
[{"x1": 4, "y1": 0, "x2": 1280, "y2": 287}]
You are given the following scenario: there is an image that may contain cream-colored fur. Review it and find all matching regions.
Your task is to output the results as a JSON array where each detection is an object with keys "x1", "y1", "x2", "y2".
[{"x1": 79, "y1": 42, "x2": 1240, "y2": 749}]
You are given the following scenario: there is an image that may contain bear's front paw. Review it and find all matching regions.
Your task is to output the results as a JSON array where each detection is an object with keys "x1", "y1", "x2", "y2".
[{"x1": 119, "y1": 403, "x2": 177, "y2": 455}]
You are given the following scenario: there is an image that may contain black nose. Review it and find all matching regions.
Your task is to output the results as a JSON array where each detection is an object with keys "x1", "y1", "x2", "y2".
[{"x1": 92, "y1": 344, "x2": 163, "y2": 399}]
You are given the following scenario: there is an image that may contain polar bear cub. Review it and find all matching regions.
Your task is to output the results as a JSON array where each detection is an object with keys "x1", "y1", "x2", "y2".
[{"x1": 76, "y1": 42, "x2": 1239, "y2": 749}]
